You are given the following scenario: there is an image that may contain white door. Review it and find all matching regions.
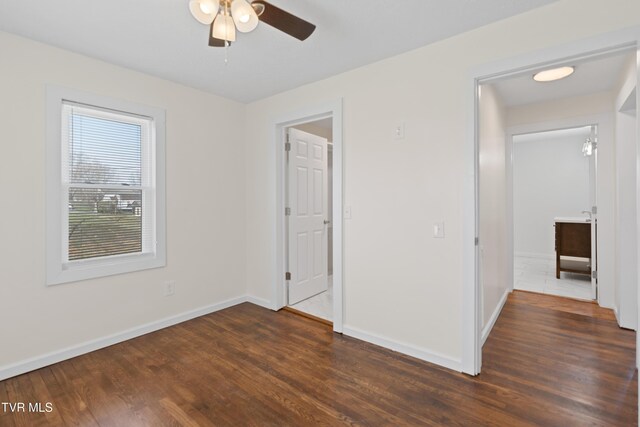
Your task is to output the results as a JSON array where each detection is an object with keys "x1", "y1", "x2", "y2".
[
  {"x1": 589, "y1": 125, "x2": 598, "y2": 300},
  {"x1": 287, "y1": 128, "x2": 329, "y2": 304}
]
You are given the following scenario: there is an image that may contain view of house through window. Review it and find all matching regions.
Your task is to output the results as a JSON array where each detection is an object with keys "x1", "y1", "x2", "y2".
[{"x1": 64, "y1": 103, "x2": 150, "y2": 261}]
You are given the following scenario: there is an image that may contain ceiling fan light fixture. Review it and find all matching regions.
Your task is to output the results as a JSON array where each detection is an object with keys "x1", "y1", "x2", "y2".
[
  {"x1": 212, "y1": 13, "x2": 237, "y2": 42},
  {"x1": 189, "y1": 0, "x2": 219, "y2": 25},
  {"x1": 193, "y1": 0, "x2": 316, "y2": 51},
  {"x1": 231, "y1": 0, "x2": 259, "y2": 33},
  {"x1": 533, "y1": 66, "x2": 575, "y2": 82}
]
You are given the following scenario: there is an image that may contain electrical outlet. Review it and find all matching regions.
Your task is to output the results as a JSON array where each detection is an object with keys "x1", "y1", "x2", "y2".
[
  {"x1": 433, "y1": 222, "x2": 445, "y2": 238},
  {"x1": 344, "y1": 205, "x2": 352, "y2": 219},
  {"x1": 164, "y1": 280, "x2": 176, "y2": 296},
  {"x1": 393, "y1": 122, "x2": 405, "y2": 140}
]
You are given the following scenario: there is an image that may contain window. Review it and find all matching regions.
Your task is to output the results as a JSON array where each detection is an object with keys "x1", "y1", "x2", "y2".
[{"x1": 46, "y1": 87, "x2": 165, "y2": 285}]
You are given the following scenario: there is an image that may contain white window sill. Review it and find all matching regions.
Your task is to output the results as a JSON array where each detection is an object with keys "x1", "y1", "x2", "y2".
[{"x1": 47, "y1": 252, "x2": 165, "y2": 286}]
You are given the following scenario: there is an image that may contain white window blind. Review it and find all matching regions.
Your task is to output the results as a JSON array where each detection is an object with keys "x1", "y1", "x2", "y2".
[{"x1": 61, "y1": 102, "x2": 155, "y2": 263}]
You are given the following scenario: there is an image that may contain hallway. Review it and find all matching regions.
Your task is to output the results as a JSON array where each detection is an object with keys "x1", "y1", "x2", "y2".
[{"x1": 482, "y1": 291, "x2": 637, "y2": 425}]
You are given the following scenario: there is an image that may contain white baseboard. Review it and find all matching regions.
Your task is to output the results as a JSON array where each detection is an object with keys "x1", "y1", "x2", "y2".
[
  {"x1": 1, "y1": 294, "x2": 469, "y2": 382},
  {"x1": 245, "y1": 295, "x2": 273, "y2": 310},
  {"x1": 613, "y1": 306, "x2": 638, "y2": 331},
  {"x1": 515, "y1": 252, "x2": 554, "y2": 260},
  {"x1": 613, "y1": 306, "x2": 620, "y2": 325},
  {"x1": 481, "y1": 289, "x2": 510, "y2": 347},
  {"x1": 0, "y1": 295, "x2": 261, "y2": 381},
  {"x1": 342, "y1": 325, "x2": 462, "y2": 372}
]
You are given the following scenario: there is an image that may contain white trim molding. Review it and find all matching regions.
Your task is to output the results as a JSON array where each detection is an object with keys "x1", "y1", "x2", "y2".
[
  {"x1": 1, "y1": 295, "x2": 465, "y2": 382},
  {"x1": 245, "y1": 295, "x2": 272, "y2": 309},
  {"x1": 481, "y1": 290, "x2": 510, "y2": 347},
  {"x1": 343, "y1": 325, "x2": 462, "y2": 373},
  {"x1": 271, "y1": 99, "x2": 344, "y2": 333},
  {"x1": 0, "y1": 295, "x2": 259, "y2": 381}
]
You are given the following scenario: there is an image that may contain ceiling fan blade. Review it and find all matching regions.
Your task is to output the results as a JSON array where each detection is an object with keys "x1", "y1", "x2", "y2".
[
  {"x1": 209, "y1": 36, "x2": 225, "y2": 47},
  {"x1": 208, "y1": 23, "x2": 229, "y2": 47},
  {"x1": 251, "y1": 1, "x2": 315, "y2": 41}
]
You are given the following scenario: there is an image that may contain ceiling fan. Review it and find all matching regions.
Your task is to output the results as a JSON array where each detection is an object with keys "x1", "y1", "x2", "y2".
[{"x1": 189, "y1": 0, "x2": 316, "y2": 47}]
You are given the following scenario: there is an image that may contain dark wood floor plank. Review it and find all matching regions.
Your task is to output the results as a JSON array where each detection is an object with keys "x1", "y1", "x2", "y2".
[
  {"x1": 47, "y1": 363, "x2": 101, "y2": 427},
  {"x1": 510, "y1": 290, "x2": 617, "y2": 321},
  {"x1": 0, "y1": 293, "x2": 636, "y2": 426},
  {"x1": 25, "y1": 369, "x2": 66, "y2": 426},
  {"x1": 0, "y1": 381, "x2": 17, "y2": 427}
]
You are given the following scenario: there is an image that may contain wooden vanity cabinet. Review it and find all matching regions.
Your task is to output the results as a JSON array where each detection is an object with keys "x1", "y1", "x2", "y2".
[{"x1": 554, "y1": 221, "x2": 591, "y2": 279}]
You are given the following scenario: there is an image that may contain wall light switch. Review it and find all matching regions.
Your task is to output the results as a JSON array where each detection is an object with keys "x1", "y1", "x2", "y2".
[
  {"x1": 433, "y1": 222, "x2": 445, "y2": 238},
  {"x1": 393, "y1": 122, "x2": 405, "y2": 140},
  {"x1": 344, "y1": 206, "x2": 352, "y2": 220}
]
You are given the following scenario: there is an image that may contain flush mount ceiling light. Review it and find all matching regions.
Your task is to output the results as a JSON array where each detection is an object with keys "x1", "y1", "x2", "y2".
[
  {"x1": 188, "y1": 0, "x2": 316, "y2": 48},
  {"x1": 533, "y1": 66, "x2": 575, "y2": 82}
]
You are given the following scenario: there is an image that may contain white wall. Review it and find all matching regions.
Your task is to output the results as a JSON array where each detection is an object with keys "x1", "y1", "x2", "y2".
[
  {"x1": 513, "y1": 129, "x2": 591, "y2": 258},
  {"x1": 615, "y1": 54, "x2": 638, "y2": 329},
  {"x1": 245, "y1": 1, "x2": 640, "y2": 366},
  {"x1": 507, "y1": 92, "x2": 614, "y2": 127},
  {"x1": 0, "y1": 32, "x2": 247, "y2": 374},
  {"x1": 478, "y1": 84, "x2": 509, "y2": 331},
  {"x1": 505, "y1": 92, "x2": 616, "y2": 309}
]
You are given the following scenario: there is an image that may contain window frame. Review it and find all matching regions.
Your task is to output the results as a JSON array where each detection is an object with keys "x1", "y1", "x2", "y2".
[{"x1": 46, "y1": 86, "x2": 166, "y2": 286}]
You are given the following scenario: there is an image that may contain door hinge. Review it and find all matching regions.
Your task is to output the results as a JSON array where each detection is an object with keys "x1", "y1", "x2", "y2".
[
  {"x1": 592, "y1": 270, "x2": 598, "y2": 280},
  {"x1": 592, "y1": 206, "x2": 597, "y2": 214},
  {"x1": 285, "y1": 272, "x2": 291, "y2": 281},
  {"x1": 475, "y1": 237, "x2": 479, "y2": 246},
  {"x1": 285, "y1": 142, "x2": 291, "y2": 152},
  {"x1": 285, "y1": 207, "x2": 291, "y2": 216}
]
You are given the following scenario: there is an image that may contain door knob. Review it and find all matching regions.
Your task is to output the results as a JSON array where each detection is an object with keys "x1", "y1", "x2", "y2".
[{"x1": 324, "y1": 220, "x2": 331, "y2": 225}]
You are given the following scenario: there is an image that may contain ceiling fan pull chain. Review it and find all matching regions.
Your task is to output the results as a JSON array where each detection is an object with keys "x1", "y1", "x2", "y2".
[{"x1": 224, "y1": 0, "x2": 230, "y2": 64}]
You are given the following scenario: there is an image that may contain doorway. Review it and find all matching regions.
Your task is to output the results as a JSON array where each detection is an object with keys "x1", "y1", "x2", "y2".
[
  {"x1": 285, "y1": 119, "x2": 334, "y2": 322},
  {"x1": 272, "y1": 99, "x2": 344, "y2": 333},
  {"x1": 511, "y1": 126, "x2": 597, "y2": 301},
  {"x1": 463, "y1": 29, "x2": 640, "y2": 376}
]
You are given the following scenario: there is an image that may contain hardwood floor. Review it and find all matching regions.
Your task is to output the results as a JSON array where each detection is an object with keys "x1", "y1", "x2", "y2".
[
  {"x1": 509, "y1": 289, "x2": 617, "y2": 321},
  {"x1": 1, "y1": 292, "x2": 636, "y2": 426}
]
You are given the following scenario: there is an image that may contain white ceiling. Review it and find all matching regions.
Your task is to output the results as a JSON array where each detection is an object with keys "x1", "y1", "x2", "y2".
[
  {"x1": 310, "y1": 118, "x2": 332, "y2": 130},
  {"x1": 0, "y1": 0, "x2": 558, "y2": 103},
  {"x1": 491, "y1": 51, "x2": 634, "y2": 107}
]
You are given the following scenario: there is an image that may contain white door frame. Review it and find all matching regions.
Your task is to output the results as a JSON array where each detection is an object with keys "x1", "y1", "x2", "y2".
[
  {"x1": 505, "y1": 117, "x2": 611, "y2": 303},
  {"x1": 272, "y1": 99, "x2": 344, "y2": 333},
  {"x1": 463, "y1": 27, "x2": 640, "y2": 376}
]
